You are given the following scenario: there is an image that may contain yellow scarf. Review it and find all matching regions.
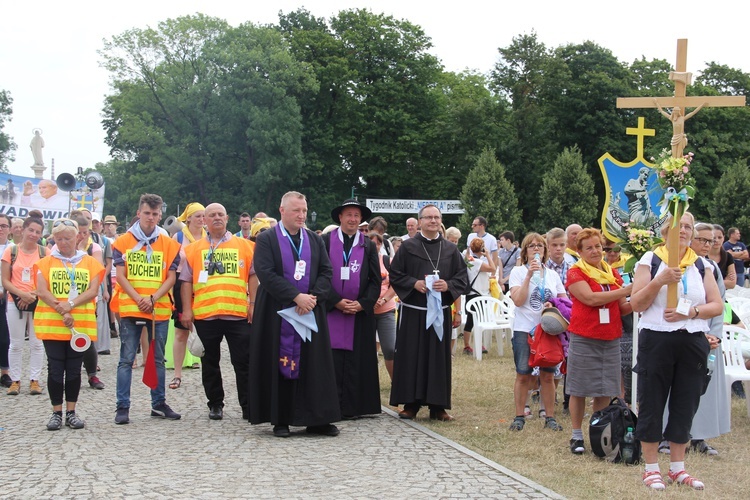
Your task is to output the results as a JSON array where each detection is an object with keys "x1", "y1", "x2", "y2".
[
  {"x1": 180, "y1": 225, "x2": 206, "y2": 244},
  {"x1": 572, "y1": 258, "x2": 618, "y2": 285},
  {"x1": 565, "y1": 248, "x2": 580, "y2": 260},
  {"x1": 653, "y1": 245, "x2": 698, "y2": 272}
]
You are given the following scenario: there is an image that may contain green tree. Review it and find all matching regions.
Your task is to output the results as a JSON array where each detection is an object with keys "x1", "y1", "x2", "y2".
[
  {"x1": 536, "y1": 146, "x2": 598, "y2": 231},
  {"x1": 709, "y1": 159, "x2": 750, "y2": 236},
  {"x1": 458, "y1": 148, "x2": 523, "y2": 238},
  {"x1": 0, "y1": 89, "x2": 15, "y2": 173}
]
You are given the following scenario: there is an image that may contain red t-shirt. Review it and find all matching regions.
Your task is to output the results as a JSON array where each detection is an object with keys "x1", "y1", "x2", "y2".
[{"x1": 566, "y1": 267, "x2": 624, "y2": 341}]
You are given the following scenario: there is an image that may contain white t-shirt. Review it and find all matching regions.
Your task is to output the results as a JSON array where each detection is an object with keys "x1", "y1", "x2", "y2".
[
  {"x1": 636, "y1": 251, "x2": 710, "y2": 333},
  {"x1": 467, "y1": 233, "x2": 498, "y2": 257},
  {"x1": 465, "y1": 252, "x2": 490, "y2": 296},
  {"x1": 509, "y1": 265, "x2": 566, "y2": 332}
]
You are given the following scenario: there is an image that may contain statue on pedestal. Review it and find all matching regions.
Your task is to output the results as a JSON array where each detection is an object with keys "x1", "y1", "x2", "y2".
[{"x1": 30, "y1": 129, "x2": 45, "y2": 166}]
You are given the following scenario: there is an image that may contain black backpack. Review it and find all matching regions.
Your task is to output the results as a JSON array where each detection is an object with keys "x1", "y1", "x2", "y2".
[{"x1": 589, "y1": 397, "x2": 640, "y2": 464}]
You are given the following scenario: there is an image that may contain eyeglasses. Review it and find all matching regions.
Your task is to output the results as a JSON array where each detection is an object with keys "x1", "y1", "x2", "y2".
[
  {"x1": 420, "y1": 216, "x2": 441, "y2": 221},
  {"x1": 695, "y1": 237, "x2": 714, "y2": 246},
  {"x1": 0, "y1": 224, "x2": 9, "y2": 229},
  {"x1": 53, "y1": 219, "x2": 77, "y2": 228},
  {"x1": 527, "y1": 243, "x2": 545, "y2": 249}
]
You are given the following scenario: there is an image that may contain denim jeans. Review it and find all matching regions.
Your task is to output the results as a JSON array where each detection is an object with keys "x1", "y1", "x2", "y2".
[{"x1": 116, "y1": 317, "x2": 168, "y2": 409}]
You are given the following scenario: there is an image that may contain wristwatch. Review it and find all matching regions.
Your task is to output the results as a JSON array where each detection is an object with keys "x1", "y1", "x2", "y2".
[
  {"x1": 68, "y1": 300, "x2": 75, "y2": 310},
  {"x1": 693, "y1": 306, "x2": 700, "y2": 319}
]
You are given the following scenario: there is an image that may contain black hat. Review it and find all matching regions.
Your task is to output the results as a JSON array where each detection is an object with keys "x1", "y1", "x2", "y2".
[{"x1": 330, "y1": 198, "x2": 372, "y2": 222}]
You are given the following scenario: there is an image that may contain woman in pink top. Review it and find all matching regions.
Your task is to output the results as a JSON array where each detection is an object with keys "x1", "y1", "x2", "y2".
[
  {"x1": 2, "y1": 217, "x2": 49, "y2": 395},
  {"x1": 369, "y1": 232, "x2": 398, "y2": 380}
]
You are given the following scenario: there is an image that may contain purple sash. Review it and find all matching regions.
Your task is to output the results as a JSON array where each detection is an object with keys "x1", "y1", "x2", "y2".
[
  {"x1": 327, "y1": 230, "x2": 365, "y2": 351},
  {"x1": 276, "y1": 224, "x2": 311, "y2": 379}
]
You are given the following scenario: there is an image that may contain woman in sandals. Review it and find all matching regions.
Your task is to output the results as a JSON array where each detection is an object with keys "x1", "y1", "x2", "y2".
[
  {"x1": 34, "y1": 219, "x2": 104, "y2": 430},
  {"x1": 565, "y1": 228, "x2": 632, "y2": 455},
  {"x1": 630, "y1": 213, "x2": 722, "y2": 491},
  {"x1": 168, "y1": 202, "x2": 206, "y2": 389},
  {"x1": 508, "y1": 233, "x2": 566, "y2": 432}
]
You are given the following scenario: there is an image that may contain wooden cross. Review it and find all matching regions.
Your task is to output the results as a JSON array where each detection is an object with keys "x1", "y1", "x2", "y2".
[{"x1": 617, "y1": 39, "x2": 746, "y2": 306}]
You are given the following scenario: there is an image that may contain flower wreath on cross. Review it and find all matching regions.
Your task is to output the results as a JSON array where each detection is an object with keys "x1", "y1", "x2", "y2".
[{"x1": 653, "y1": 148, "x2": 696, "y2": 226}]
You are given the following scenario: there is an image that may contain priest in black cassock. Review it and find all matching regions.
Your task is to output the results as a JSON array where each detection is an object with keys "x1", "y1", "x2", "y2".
[
  {"x1": 323, "y1": 199, "x2": 382, "y2": 418},
  {"x1": 247, "y1": 191, "x2": 341, "y2": 438},
  {"x1": 389, "y1": 204, "x2": 468, "y2": 421}
]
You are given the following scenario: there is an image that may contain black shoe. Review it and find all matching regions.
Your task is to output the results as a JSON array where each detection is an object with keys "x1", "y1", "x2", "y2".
[
  {"x1": 273, "y1": 425, "x2": 290, "y2": 438},
  {"x1": 732, "y1": 381, "x2": 746, "y2": 399},
  {"x1": 242, "y1": 407, "x2": 249, "y2": 420},
  {"x1": 0, "y1": 373, "x2": 11, "y2": 388},
  {"x1": 98, "y1": 350, "x2": 110, "y2": 355},
  {"x1": 114, "y1": 407, "x2": 129, "y2": 425},
  {"x1": 570, "y1": 439, "x2": 585, "y2": 455},
  {"x1": 151, "y1": 402, "x2": 181, "y2": 420},
  {"x1": 306, "y1": 424, "x2": 340, "y2": 436},
  {"x1": 209, "y1": 406, "x2": 223, "y2": 420}
]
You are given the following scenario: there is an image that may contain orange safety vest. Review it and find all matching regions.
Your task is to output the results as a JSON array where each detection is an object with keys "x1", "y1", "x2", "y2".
[
  {"x1": 184, "y1": 236, "x2": 254, "y2": 320},
  {"x1": 113, "y1": 232, "x2": 180, "y2": 321},
  {"x1": 34, "y1": 255, "x2": 105, "y2": 341}
]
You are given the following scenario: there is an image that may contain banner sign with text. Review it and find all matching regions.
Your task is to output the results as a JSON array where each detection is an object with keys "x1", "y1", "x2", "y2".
[
  {"x1": 366, "y1": 199, "x2": 463, "y2": 214},
  {"x1": 0, "y1": 173, "x2": 105, "y2": 220}
]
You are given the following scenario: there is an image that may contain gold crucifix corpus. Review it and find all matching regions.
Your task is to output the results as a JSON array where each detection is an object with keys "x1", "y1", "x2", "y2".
[{"x1": 617, "y1": 39, "x2": 746, "y2": 306}]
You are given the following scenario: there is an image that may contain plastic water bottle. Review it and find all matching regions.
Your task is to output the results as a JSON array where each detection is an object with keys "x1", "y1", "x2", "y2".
[
  {"x1": 621, "y1": 427, "x2": 635, "y2": 464},
  {"x1": 532, "y1": 253, "x2": 541, "y2": 283},
  {"x1": 707, "y1": 353, "x2": 716, "y2": 377}
]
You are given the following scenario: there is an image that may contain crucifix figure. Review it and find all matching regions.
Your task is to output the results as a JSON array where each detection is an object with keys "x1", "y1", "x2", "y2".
[{"x1": 617, "y1": 39, "x2": 746, "y2": 306}]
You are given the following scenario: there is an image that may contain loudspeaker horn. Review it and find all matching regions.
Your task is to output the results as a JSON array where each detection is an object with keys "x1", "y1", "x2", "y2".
[
  {"x1": 85, "y1": 171, "x2": 104, "y2": 190},
  {"x1": 163, "y1": 215, "x2": 184, "y2": 236},
  {"x1": 56, "y1": 173, "x2": 76, "y2": 192}
]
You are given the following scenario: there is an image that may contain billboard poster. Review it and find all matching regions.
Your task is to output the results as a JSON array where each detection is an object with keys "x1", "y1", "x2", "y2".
[{"x1": 0, "y1": 173, "x2": 105, "y2": 220}]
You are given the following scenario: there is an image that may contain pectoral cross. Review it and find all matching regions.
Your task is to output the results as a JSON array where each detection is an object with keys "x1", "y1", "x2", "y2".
[{"x1": 617, "y1": 39, "x2": 746, "y2": 306}]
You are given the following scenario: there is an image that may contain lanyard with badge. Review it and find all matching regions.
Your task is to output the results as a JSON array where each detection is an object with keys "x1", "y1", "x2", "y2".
[
  {"x1": 280, "y1": 224, "x2": 306, "y2": 281},
  {"x1": 599, "y1": 284, "x2": 610, "y2": 324},
  {"x1": 60, "y1": 260, "x2": 79, "y2": 300},
  {"x1": 675, "y1": 271, "x2": 692, "y2": 316},
  {"x1": 340, "y1": 231, "x2": 357, "y2": 281}
]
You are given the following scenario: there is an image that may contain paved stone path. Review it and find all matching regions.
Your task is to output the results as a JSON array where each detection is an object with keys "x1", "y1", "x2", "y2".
[{"x1": 0, "y1": 338, "x2": 562, "y2": 499}]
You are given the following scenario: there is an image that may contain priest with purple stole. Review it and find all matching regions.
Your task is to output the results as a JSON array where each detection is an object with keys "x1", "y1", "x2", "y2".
[
  {"x1": 247, "y1": 191, "x2": 341, "y2": 438},
  {"x1": 389, "y1": 204, "x2": 468, "y2": 422},
  {"x1": 323, "y1": 199, "x2": 382, "y2": 419}
]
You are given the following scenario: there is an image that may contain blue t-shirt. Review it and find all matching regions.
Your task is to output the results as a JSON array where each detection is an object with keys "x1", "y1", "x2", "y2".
[{"x1": 724, "y1": 240, "x2": 747, "y2": 275}]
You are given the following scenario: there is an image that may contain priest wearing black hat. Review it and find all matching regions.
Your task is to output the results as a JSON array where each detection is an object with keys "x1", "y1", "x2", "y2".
[{"x1": 322, "y1": 199, "x2": 382, "y2": 418}]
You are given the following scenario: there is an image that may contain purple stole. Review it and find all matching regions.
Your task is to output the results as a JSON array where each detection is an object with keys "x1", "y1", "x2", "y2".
[
  {"x1": 327, "y1": 230, "x2": 365, "y2": 351},
  {"x1": 277, "y1": 224, "x2": 311, "y2": 380}
]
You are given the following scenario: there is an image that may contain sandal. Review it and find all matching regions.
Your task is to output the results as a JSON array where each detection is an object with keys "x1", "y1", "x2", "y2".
[
  {"x1": 524, "y1": 405, "x2": 532, "y2": 419},
  {"x1": 509, "y1": 416, "x2": 525, "y2": 431},
  {"x1": 544, "y1": 416, "x2": 563, "y2": 431},
  {"x1": 667, "y1": 470, "x2": 704, "y2": 490},
  {"x1": 643, "y1": 471, "x2": 666, "y2": 491},
  {"x1": 169, "y1": 377, "x2": 182, "y2": 390},
  {"x1": 657, "y1": 440, "x2": 670, "y2": 454}
]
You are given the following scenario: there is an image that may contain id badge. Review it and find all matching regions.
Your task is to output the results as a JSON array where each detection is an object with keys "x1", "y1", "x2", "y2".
[
  {"x1": 599, "y1": 308, "x2": 610, "y2": 324},
  {"x1": 22, "y1": 268, "x2": 31, "y2": 283},
  {"x1": 295, "y1": 260, "x2": 307, "y2": 277},
  {"x1": 68, "y1": 285, "x2": 79, "y2": 300},
  {"x1": 198, "y1": 270, "x2": 209, "y2": 283},
  {"x1": 340, "y1": 267, "x2": 350, "y2": 280},
  {"x1": 676, "y1": 297, "x2": 692, "y2": 316}
]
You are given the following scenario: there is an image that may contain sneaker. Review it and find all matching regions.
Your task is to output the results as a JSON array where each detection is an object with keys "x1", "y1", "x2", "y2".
[
  {"x1": 151, "y1": 402, "x2": 181, "y2": 420},
  {"x1": 509, "y1": 416, "x2": 525, "y2": 431},
  {"x1": 544, "y1": 416, "x2": 563, "y2": 431},
  {"x1": 658, "y1": 440, "x2": 671, "y2": 454},
  {"x1": 0, "y1": 373, "x2": 11, "y2": 388},
  {"x1": 481, "y1": 346, "x2": 488, "y2": 354},
  {"x1": 667, "y1": 470, "x2": 704, "y2": 490},
  {"x1": 463, "y1": 346, "x2": 473, "y2": 355},
  {"x1": 66, "y1": 412, "x2": 85, "y2": 429},
  {"x1": 690, "y1": 439, "x2": 718, "y2": 456},
  {"x1": 114, "y1": 407, "x2": 130, "y2": 425},
  {"x1": 570, "y1": 439, "x2": 585, "y2": 455},
  {"x1": 524, "y1": 405, "x2": 532, "y2": 419},
  {"x1": 643, "y1": 470, "x2": 666, "y2": 491},
  {"x1": 88, "y1": 376, "x2": 105, "y2": 390},
  {"x1": 538, "y1": 409, "x2": 547, "y2": 419},
  {"x1": 29, "y1": 380, "x2": 42, "y2": 395},
  {"x1": 7, "y1": 381, "x2": 20, "y2": 395},
  {"x1": 47, "y1": 412, "x2": 63, "y2": 431}
]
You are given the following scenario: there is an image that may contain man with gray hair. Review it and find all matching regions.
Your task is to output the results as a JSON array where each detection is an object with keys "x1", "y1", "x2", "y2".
[
  {"x1": 563, "y1": 224, "x2": 582, "y2": 266},
  {"x1": 401, "y1": 217, "x2": 418, "y2": 241}
]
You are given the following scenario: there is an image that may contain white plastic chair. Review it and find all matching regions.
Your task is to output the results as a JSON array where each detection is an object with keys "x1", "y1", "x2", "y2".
[
  {"x1": 727, "y1": 296, "x2": 750, "y2": 326},
  {"x1": 721, "y1": 325, "x2": 750, "y2": 417},
  {"x1": 465, "y1": 296, "x2": 512, "y2": 360}
]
